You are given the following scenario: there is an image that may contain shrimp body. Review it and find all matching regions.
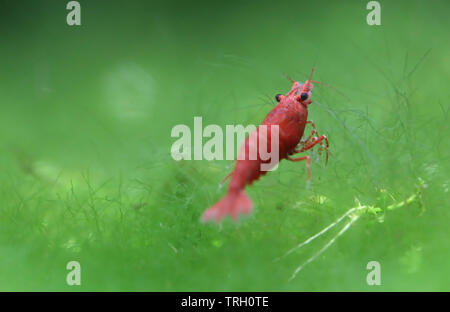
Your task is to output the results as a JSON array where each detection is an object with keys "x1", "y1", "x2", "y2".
[{"x1": 202, "y1": 69, "x2": 328, "y2": 222}]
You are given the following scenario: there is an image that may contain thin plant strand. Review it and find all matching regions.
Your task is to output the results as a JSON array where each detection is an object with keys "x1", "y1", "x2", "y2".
[
  {"x1": 289, "y1": 215, "x2": 360, "y2": 281},
  {"x1": 285, "y1": 180, "x2": 425, "y2": 281},
  {"x1": 276, "y1": 205, "x2": 364, "y2": 261}
]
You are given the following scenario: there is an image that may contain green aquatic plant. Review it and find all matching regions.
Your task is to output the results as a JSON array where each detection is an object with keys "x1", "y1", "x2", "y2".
[{"x1": 279, "y1": 178, "x2": 426, "y2": 281}]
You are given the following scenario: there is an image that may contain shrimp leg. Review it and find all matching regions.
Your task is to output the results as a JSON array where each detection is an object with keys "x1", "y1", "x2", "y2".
[
  {"x1": 287, "y1": 155, "x2": 311, "y2": 181},
  {"x1": 295, "y1": 135, "x2": 329, "y2": 164}
]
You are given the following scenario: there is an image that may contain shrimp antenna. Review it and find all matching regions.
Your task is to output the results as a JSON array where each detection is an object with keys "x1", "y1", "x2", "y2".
[
  {"x1": 282, "y1": 72, "x2": 295, "y2": 83},
  {"x1": 312, "y1": 80, "x2": 351, "y2": 102},
  {"x1": 307, "y1": 67, "x2": 315, "y2": 81},
  {"x1": 306, "y1": 68, "x2": 351, "y2": 101}
]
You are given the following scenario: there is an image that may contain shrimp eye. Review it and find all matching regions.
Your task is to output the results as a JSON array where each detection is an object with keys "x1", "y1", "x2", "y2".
[
  {"x1": 275, "y1": 94, "x2": 282, "y2": 102},
  {"x1": 300, "y1": 93, "x2": 308, "y2": 101}
]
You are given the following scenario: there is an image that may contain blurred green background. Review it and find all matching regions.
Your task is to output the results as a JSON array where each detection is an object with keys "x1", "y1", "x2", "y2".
[{"x1": 0, "y1": 0, "x2": 449, "y2": 291}]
